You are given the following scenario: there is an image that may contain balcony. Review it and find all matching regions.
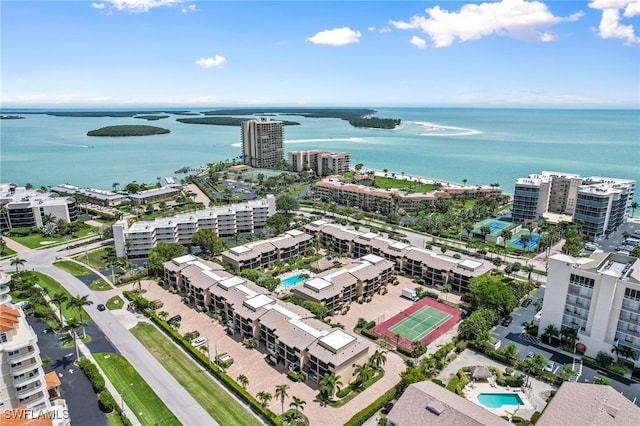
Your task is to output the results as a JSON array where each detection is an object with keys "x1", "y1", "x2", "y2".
[
  {"x1": 19, "y1": 390, "x2": 48, "y2": 408},
  {"x1": 13, "y1": 369, "x2": 43, "y2": 386},
  {"x1": 9, "y1": 346, "x2": 40, "y2": 363},
  {"x1": 12, "y1": 360, "x2": 40, "y2": 375},
  {"x1": 16, "y1": 382, "x2": 46, "y2": 399}
]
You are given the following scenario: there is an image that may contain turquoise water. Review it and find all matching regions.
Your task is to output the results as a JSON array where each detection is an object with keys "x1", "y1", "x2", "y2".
[
  {"x1": 281, "y1": 273, "x2": 306, "y2": 287},
  {"x1": 477, "y1": 393, "x2": 524, "y2": 409},
  {"x1": 1, "y1": 109, "x2": 638, "y2": 202}
]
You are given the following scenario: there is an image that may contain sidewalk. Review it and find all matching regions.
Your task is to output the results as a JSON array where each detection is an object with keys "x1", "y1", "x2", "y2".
[{"x1": 1, "y1": 235, "x2": 31, "y2": 254}]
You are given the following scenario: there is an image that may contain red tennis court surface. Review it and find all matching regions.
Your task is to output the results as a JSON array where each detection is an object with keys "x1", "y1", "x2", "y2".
[{"x1": 372, "y1": 296, "x2": 461, "y2": 351}]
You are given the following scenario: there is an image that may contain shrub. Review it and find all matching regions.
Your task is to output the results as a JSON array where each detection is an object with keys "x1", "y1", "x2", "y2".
[
  {"x1": 396, "y1": 345, "x2": 414, "y2": 357},
  {"x1": 287, "y1": 371, "x2": 304, "y2": 382},
  {"x1": 77, "y1": 357, "x2": 106, "y2": 393},
  {"x1": 344, "y1": 387, "x2": 397, "y2": 426},
  {"x1": 361, "y1": 328, "x2": 379, "y2": 340},
  {"x1": 455, "y1": 341, "x2": 468, "y2": 353},
  {"x1": 446, "y1": 377, "x2": 460, "y2": 392},
  {"x1": 432, "y1": 378, "x2": 445, "y2": 387},
  {"x1": 447, "y1": 354, "x2": 457, "y2": 363},
  {"x1": 496, "y1": 374, "x2": 524, "y2": 387},
  {"x1": 336, "y1": 385, "x2": 352, "y2": 398},
  {"x1": 98, "y1": 390, "x2": 117, "y2": 413},
  {"x1": 530, "y1": 411, "x2": 542, "y2": 423},
  {"x1": 424, "y1": 291, "x2": 439, "y2": 300}
]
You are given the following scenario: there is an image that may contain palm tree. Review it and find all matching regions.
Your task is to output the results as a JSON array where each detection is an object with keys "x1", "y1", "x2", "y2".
[
  {"x1": 237, "y1": 374, "x2": 249, "y2": 389},
  {"x1": 520, "y1": 233, "x2": 531, "y2": 252},
  {"x1": 158, "y1": 311, "x2": 169, "y2": 321},
  {"x1": 256, "y1": 391, "x2": 272, "y2": 407},
  {"x1": 65, "y1": 317, "x2": 82, "y2": 360},
  {"x1": 289, "y1": 396, "x2": 306, "y2": 418},
  {"x1": 10, "y1": 256, "x2": 26, "y2": 272},
  {"x1": 274, "y1": 384, "x2": 289, "y2": 419},
  {"x1": 319, "y1": 372, "x2": 343, "y2": 401},
  {"x1": 462, "y1": 178, "x2": 468, "y2": 187},
  {"x1": 631, "y1": 201, "x2": 639, "y2": 217},
  {"x1": 501, "y1": 229, "x2": 512, "y2": 259},
  {"x1": 112, "y1": 182, "x2": 120, "y2": 192},
  {"x1": 352, "y1": 363, "x2": 374, "y2": 390},
  {"x1": 370, "y1": 350, "x2": 387, "y2": 370},
  {"x1": 67, "y1": 295, "x2": 93, "y2": 338},
  {"x1": 543, "y1": 324, "x2": 559, "y2": 344},
  {"x1": 50, "y1": 293, "x2": 68, "y2": 325},
  {"x1": 0, "y1": 236, "x2": 6, "y2": 256}
]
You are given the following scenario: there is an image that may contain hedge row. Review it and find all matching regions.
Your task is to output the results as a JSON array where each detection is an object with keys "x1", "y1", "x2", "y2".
[
  {"x1": 99, "y1": 390, "x2": 117, "y2": 413},
  {"x1": 123, "y1": 291, "x2": 280, "y2": 425},
  {"x1": 361, "y1": 328, "x2": 379, "y2": 340},
  {"x1": 343, "y1": 387, "x2": 397, "y2": 426},
  {"x1": 77, "y1": 357, "x2": 106, "y2": 393}
]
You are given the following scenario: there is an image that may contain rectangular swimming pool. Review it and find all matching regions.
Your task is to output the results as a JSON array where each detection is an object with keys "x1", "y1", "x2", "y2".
[
  {"x1": 477, "y1": 393, "x2": 524, "y2": 409},
  {"x1": 281, "y1": 273, "x2": 306, "y2": 287}
]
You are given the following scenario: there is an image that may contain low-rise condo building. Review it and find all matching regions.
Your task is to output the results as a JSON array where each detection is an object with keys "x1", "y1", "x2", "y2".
[
  {"x1": 161, "y1": 255, "x2": 369, "y2": 383},
  {"x1": 512, "y1": 172, "x2": 635, "y2": 238},
  {"x1": 539, "y1": 251, "x2": 640, "y2": 367},
  {"x1": 288, "y1": 150, "x2": 351, "y2": 176},
  {"x1": 50, "y1": 184, "x2": 128, "y2": 207},
  {"x1": 0, "y1": 184, "x2": 78, "y2": 232},
  {"x1": 128, "y1": 186, "x2": 180, "y2": 205},
  {"x1": 113, "y1": 195, "x2": 275, "y2": 258},
  {"x1": 220, "y1": 229, "x2": 313, "y2": 270}
]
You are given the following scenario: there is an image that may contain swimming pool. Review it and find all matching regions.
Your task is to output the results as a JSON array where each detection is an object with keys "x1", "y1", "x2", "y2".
[
  {"x1": 511, "y1": 233, "x2": 540, "y2": 249},
  {"x1": 477, "y1": 393, "x2": 524, "y2": 409},
  {"x1": 281, "y1": 273, "x2": 306, "y2": 287}
]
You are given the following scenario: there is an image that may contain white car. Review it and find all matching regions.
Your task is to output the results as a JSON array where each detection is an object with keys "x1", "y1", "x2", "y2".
[
  {"x1": 544, "y1": 362, "x2": 555, "y2": 372},
  {"x1": 191, "y1": 337, "x2": 208, "y2": 347}
]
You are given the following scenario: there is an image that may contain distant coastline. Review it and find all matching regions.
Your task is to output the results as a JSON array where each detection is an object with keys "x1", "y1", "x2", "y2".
[
  {"x1": 0, "y1": 115, "x2": 25, "y2": 120},
  {"x1": 87, "y1": 125, "x2": 170, "y2": 137}
]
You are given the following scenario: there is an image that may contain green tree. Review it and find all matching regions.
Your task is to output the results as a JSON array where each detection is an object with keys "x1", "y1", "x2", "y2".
[
  {"x1": 593, "y1": 376, "x2": 611, "y2": 386},
  {"x1": 501, "y1": 342, "x2": 520, "y2": 359},
  {"x1": 256, "y1": 391, "x2": 272, "y2": 407},
  {"x1": 275, "y1": 195, "x2": 299, "y2": 216},
  {"x1": 542, "y1": 324, "x2": 559, "y2": 344},
  {"x1": 457, "y1": 309, "x2": 498, "y2": 342},
  {"x1": 237, "y1": 374, "x2": 249, "y2": 389},
  {"x1": 65, "y1": 317, "x2": 82, "y2": 360},
  {"x1": 289, "y1": 396, "x2": 306, "y2": 418},
  {"x1": 352, "y1": 363, "x2": 375, "y2": 390},
  {"x1": 480, "y1": 225, "x2": 491, "y2": 239},
  {"x1": 148, "y1": 242, "x2": 185, "y2": 275},
  {"x1": 125, "y1": 182, "x2": 141, "y2": 194},
  {"x1": 50, "y1": 293, "x2": 68, "y2": 325},
  {"x1": 370, "y1": 350, "x2": 387, "y2": 370},
  {"x1": 468, "y1": 273, "x2": 516, "y2": 318},
  {"x1": 67, "y1": 295, "x2": 93, "y2": 338},
  {"x1": 274, "y1": 384, "x2": 289, "y2": 419},
  {"x1": 192, "y1": 228, "x2": 226, "y2": 255},
  {"x1": 319, "y1": 372, "x2": 342, "y2": 401},
  {"x1": 10, "y1": 256, "x2": 26, "y2": 272},
  {"x1": 266, "y1": 213, "x2": 291, "y2": 235},
  {"x1": 301, "y1": 301, "x2": 327, "y2": 320}
]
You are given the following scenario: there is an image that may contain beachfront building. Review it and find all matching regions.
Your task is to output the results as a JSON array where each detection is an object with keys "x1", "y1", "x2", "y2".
[
  {"x1": 0, "y1": 304, "x2": 70, "y2": 424},
  {"x1": 161, "y1": 255, "x2": 369, "y2": 383},
  {"x1": 292, "y1": 254, "x2": 394, "y2": 313},
  {"x1": 128, "y1": 186, "x2": 180, "y2": 205},
  {"x1": 220, "y1": 229, "x2": 313, "y2": 271},
  {"x1": 112, "y1": 195, "x2": 275, "y2": 258},
  {"x1": 241, "y1": 117, "x2": 284, "y2": 169},
  {"x1": 0, "y1": 183, "x2": 78, "y2": 232},
  {"x1": 387, "y1": 381, "x2": 509, "y2": 426},
  {"x1": 304, "y1": 220, "x2": 492, "y2": 295},
  {"x1": 539, "y1": 251, "x2": 640, "y2": 367},
  {"x1": 50, "y1": 184, "x2": 129, "y2": 207},
  {"x1": 288, "y1": 150, "x2": 351, "y2": 176},
  {"x1": 512, "y1": 172, "x2": 635, "y2": 237}
]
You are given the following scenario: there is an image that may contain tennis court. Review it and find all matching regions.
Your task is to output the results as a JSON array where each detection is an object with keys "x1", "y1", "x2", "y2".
[
  {"x1": 389, "y1": 306, "x2": 452, "y2": 342},
  {"x1": 473, "y1": 218, "x2": 516, "y2": 237}
]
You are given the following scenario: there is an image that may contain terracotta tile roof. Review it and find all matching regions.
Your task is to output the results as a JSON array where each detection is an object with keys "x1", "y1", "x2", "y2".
[
  {"x1": 45, "y1": 371, "x2": 61, "y2": 389},
  {"x1": 0, "y1": 304, "x2": 20, "y2": 332}
]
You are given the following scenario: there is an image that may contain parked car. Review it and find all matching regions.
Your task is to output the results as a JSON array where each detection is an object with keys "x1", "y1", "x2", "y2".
[
  {"x1": 521, "y1": 298, "x2": 532, "y2": 307},
  {"x1": 191, "y1": 330, "x2": 200, "y2": 338},
  {"x1": 97, "y1": 304, "x2": 106, "y2": 311},
  {"x1": 167, "y1": 314, "x2": 182, "y2": 324},
  {"x1": 191, "y1": 337, "x2": 208, "y2": 347},
  {"x1": 501, "y1": 316, "x2": 513, "y2": 327},
  {"x1": 544, "y1": 362, "x2": 555, "y2": 372},
  {"x1": 526, "y1": 351, "x2": 535, "y2": 359}
]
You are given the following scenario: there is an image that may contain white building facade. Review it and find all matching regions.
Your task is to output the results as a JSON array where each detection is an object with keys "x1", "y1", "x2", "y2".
[{"x1": 540, "y1": 252, "x2": 640, "y2": 366}]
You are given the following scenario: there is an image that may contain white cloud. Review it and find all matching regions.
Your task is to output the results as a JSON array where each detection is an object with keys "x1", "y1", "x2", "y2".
[
  {"x1": 379, "y1": 27, "x2": 392, "y2": 34},
  {"x1": 96, "y1": 0, "x2": 189, "y2": 13},
  {"x1": 181, "y1": 4, "x2": 196, "y2": 13},
  {"x1": 410, "y1": 36, "x2": 427, "y2": 49},
  {"x1": 195, "y1": 55, "x2": 227, "y2": 69},
  {"x1": 390, "y1": 0, "x2": 584, "y2": 47},
  {"x1": 368, "y1": 27, "x2": 375, "y2": 32},
  {"x1": 589, "y1": 0, "x2": 640, "y2": 44},
  {"x1": 306, "y1": 27, "x2": 361, "y2": 46}
]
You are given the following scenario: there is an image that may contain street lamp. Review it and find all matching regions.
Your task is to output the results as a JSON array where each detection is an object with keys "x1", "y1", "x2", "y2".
[{"x1": 120, "y1": 383, "x2": 134, "y2": 411}]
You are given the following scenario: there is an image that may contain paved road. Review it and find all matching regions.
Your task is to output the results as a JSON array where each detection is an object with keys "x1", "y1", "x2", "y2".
[{"x1": 2, "y1": 243, "x2": 218, "y2": 426}]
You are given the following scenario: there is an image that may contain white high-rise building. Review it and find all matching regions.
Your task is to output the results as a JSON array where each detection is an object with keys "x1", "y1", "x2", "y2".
[
  {"x1": 540, "y1": 251, "x2": 640, "y2": 367},
  {"x1": 241, "y1": 118, "x2": 284, "y2": 169}
]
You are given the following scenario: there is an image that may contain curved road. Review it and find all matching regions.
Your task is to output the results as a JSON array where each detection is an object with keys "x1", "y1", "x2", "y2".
[{"x1": 1, "y1": 242, "x2": 217, "y2": 426}]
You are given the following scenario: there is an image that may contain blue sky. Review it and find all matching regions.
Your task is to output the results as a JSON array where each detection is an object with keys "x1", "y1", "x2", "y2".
[{"x1": 1, "y1": 0, "x2": 639, "y2": 108}]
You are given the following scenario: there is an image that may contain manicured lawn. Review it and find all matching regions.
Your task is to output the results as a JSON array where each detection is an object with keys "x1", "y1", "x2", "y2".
[
  {"x1": 0, "y1": 246, "x2": 17, "y2": 257},
  {"x1": 53, "y1": 260, "x2": 94, "y2": 276},
  {"x1": 106, "y1": 295, "x2": 125, "y2": 310},
  {"x1": 93, "y1": 352, "x2": 180, "y2": 426},
  {"x1": 33, "y1": 272, "x2": 86, "y2": 321},
  {"x1": 90, "y1": 279, "x2": 113, "y2": 291},
  {"x1": 373, "y1": 176, "x2": 436, "y2": 193},
  {"x1": 105, "y1": 411, "x2": 128, "y2": 426},
  {"x1": 131, "y1": 323, "x2": 260, "y2": 426},
  {"x1": 10, "y1": 227, "x2": 99, "y2": 249},
  {"x1": 78, "y1": 247, "x2": 110, "y2": 270}
]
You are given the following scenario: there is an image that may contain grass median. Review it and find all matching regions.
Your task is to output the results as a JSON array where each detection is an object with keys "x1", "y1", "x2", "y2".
[
  {"x1": 93, "y1": 352, "x2": 180, "y2": 426},
  {"x1": 131, "y1": 323, "x2": 261, "y2": 426}
]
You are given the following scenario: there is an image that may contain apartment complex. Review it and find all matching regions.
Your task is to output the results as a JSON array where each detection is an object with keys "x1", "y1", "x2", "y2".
[
  {"x1": 304, "y1": 220, "x2": 491, "y2": 294},
  {"x1": 315, "y1": 176, "x2": 502, "y2": 215},
  {"x1": 112, "y1": 195, "x2": 275, "y2": 258},
  {"x1": 512, "y1": 172, "x2": 635, "y2": 238},
  {"x1": 0, "y1": 305, "x2": 69, "y2": 424},
  {"x1": 293, "y1": 254, "x2": 394, "y2": 313},
  {"x1": 241, "y1": 118, "x2": 284, "y2": 169},
  {"x1": 162, "y1": 255, "x2": 369, "y2": 382},
  {"x1": 0, "y1": 184, "x2": 78, "y2": 232},
  {"x1": 539, "y1": 251, "x2": 640, "y2": 367},
  {"x1": 50, "y1": 184, "x2": 129, "y2": 207},
  {"x1": 221, "y1": 229, "x2": 313, "y2": 270},
  {"x1": 288, "y1": 150, "x2": 351, "y2": 176}
]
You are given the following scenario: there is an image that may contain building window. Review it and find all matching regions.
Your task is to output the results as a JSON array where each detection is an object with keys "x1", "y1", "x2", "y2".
[{"x1": 0, "y1": 333, "x2": 7, "y2": 343}]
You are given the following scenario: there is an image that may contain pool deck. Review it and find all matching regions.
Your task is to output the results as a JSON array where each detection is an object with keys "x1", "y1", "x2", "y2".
[
  {"x1": 276, "y1": 269, "x2": 314, "y2": 295},
  {"x1": 463, "y1": 380, "x2": 535, "y2": 419}
]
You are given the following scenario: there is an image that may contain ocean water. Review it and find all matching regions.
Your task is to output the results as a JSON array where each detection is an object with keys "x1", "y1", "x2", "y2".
[{"x1": 1, "y1": 108, "x2": 638, "y2": 201}]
